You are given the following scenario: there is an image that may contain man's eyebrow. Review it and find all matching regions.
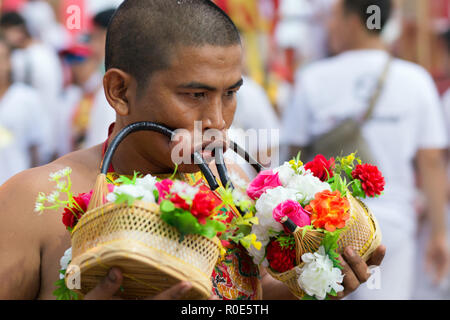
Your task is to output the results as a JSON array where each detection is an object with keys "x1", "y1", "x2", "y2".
[
  {"x1": 227, "y1": 78, "x2": 244, "y2": 90},
  {"x1": 178, "y1": 82, "x2": 216, "y2": 91},
  {"x1": 177, "y1": 78, "x2": 244, "y2": 91}
]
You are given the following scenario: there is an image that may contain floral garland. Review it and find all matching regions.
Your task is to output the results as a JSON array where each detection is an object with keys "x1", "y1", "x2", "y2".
[
  {"x1": 244, "y1": 153, "x2": 385, "y2": 300},
  {"x1": 35, "y1": 168, "x2": 261, "y2": 300}
]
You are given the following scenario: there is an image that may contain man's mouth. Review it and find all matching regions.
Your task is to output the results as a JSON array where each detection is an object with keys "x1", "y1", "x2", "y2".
[{"x1": 198, "y1": 140, "x2": 228, "y2": 163}]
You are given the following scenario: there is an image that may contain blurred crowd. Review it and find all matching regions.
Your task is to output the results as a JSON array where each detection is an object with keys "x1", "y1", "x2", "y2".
[{"x1": 0, "y1": 0, "x2": 449, "y2": 300}]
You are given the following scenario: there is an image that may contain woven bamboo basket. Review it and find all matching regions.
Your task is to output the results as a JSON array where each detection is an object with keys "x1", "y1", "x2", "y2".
[
  {"x1": 267, "y1": 194, "x2": 382, "y2": 299},
  {"x1": 65, "y1": 198, "x2": 221, "y2": 300}
]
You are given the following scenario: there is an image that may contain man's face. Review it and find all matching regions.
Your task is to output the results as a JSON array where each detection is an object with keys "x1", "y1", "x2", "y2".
[
  {"x1": 327, "y1": 0, "x2": 353, "y2": 55},
  {"x1": 2, "y1": 26, "x2": 26, "y2": 49},
  {"x1": 120, "y1": 44, "x2": 243, "y2": 173}
]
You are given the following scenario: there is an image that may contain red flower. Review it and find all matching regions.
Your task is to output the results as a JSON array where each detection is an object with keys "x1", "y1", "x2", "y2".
[
  {"x1": 62, "y1": 193, "x2": 90, "y2": 229},
  {"x1": 352, "y1": 164, "x2": 385, "y2": 197},
  {"x1": 304, "y1": 155, "x2": 335, "y2": 182},
  {"x1": 266, "y1": 239, "x2": 296, "y2": 273},
  {"x1": 170, "y1": 194, "x2": 190, "y2": 211},
  {"x1": 191, "y1": 192, "x2": 216, "y2": 224}
]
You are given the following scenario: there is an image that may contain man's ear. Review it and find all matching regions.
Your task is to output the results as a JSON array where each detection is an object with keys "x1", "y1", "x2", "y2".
[{"x1": 103, "y1": 68, "x2": 134, "y2": 116}]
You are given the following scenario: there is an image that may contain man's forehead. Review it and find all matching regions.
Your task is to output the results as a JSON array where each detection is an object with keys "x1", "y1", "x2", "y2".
[
  {"x1": 159, "y1": 44, "x2": 243, "y2": 86},
  {"x1": 171, "y1": 44, "x2": 242, "y2": 67}
]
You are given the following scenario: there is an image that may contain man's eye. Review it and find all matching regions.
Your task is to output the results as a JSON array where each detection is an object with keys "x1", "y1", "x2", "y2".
[
  {"x1": 225, "y1": 90, "x2": 236, "y2": 97},
  {"x1": 189, "y1": 92, "x2": 206, "y2": 99}
]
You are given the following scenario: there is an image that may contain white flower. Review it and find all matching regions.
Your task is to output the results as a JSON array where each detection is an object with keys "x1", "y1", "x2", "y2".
[
  {"x1": 247, "y1": 223, "x2": 271, "y2": 265},
  {"x1": 171, "y1": 181, "x2": 199, "y2": 200},
  {"x1": 254, "y1": 186, "x2": 298, "y2": 232},
  {"x1": 107, "y1": 184, "x2": 156, "y2": 204},
  {"x1": 273, "y1": 162, "x2": 296, "y2": 186},
  {"x1": 56, "y1": 181, "x2": 67, "y2": 191},
  {"x1": 286, "y1": 172, "x2": 331, "y2": 205},
  {"x1": 59, "y1": 248, "x2": 72, "y2": 279},
  {"x1": 49, "y1": 167, "x2": 72, "y2": 181},
  {"x1": 34, "y1": 202, "x2": 45, "y2": 213},
  {"x1": 231, "y1": 189, "x2": 251, "y2": 204},
  {"x1": 47, "y1": 191, "x2": 60, "y2": 204},
  {"x1": 297, "y1": 246, "x2": 344, "y2": 300},
  {"x1": 49, "y1": 171, "x2": 62, "y2": 181},
  {"x1": 135, "y1": 174, "x2": 157, "y2": 192},
  {"x1": 36, "y1": 192, "x2": 46, "y2": 204},
  {"x1": 61, "y1": 167, "x2": 72, "y2": 176},
  {"x1": 229, "y1": 171, "x2": 249, "y2": 190}
]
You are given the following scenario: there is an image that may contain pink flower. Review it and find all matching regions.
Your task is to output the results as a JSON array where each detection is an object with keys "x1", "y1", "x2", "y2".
[
  {"x1": 273, "y1": 200, "x2": 311, "y2": 232},
  {"x1": 155, "y1": 179, "x2": 174, "y2": 203},
  {"x1": 80, "y1": 191, "x2": 93, "y2": 208},
  {"x1": 247, "y1": 170, "x2": 282, "y2": 200}
]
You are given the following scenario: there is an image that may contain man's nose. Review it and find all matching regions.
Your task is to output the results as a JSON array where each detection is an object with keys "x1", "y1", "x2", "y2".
[{"x1": 201, "y1": 96, "x2": 226, "y2": 131}]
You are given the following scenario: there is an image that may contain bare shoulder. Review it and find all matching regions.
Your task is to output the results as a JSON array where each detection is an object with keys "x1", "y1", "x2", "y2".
[{"x1": 0, "y1": 145, "x2": 102, "y2": 299}]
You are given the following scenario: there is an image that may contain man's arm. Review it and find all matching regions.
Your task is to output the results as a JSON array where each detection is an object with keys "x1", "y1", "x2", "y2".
[
  {"x1": 416, "y1": 148, "x2": 449, "y2": 283},
  {"x1": 0, "y1": 170, "x2": 43, "y2": 299}
]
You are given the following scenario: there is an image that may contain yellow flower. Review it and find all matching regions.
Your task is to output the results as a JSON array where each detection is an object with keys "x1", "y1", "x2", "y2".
[
  {"x1": 341, "y1": 153, "x2": 356, "y2": 167},
  {"x1": 289, "y1": 159, "x2": 304, "y2": 171},
  {"x1": 249, "y1": 234, "x2": 262, "y2": 250}
]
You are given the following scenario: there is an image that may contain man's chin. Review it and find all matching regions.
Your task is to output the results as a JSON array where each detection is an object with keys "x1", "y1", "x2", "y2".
[{"x1": 175, "y1": 161, "x2": 214, "y2": 174}]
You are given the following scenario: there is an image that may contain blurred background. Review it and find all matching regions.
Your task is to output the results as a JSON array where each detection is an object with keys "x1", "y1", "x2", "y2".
[{"x1": 0, "y1": 0, "x2": 449, "y2": 300}]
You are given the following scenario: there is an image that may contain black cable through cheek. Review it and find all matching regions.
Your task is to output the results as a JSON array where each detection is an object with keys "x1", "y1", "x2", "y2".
[{"x1": 101, "y1": 121, "x2": 220, "y2": 190}]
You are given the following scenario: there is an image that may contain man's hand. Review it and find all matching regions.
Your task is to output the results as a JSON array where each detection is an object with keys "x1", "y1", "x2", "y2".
[
  {"x1": 425, "y1": 233, "x2": 450, "y2": 284},
  {"x1": 333, "y1": 245, "x2": 386, "y2": 299},
  {"x1": 84, "y1": 268, "x2": 218, "y2": 300}
]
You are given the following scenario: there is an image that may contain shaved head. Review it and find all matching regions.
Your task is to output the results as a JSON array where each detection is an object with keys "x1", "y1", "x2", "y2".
[{"x1": 105, "y1": 0, "x2": 241, "y2": 92}]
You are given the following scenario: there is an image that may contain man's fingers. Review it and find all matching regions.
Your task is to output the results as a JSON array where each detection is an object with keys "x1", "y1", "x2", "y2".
[
  {"x1": 338, "y1": 255, "x2": 360, "y2": 295},
  {"x1": 366, "y1": 245, "x2": 386, "y2": 267},
  {"x1": 151, "y1": 281, "x2": 192, "y2": 300},
  {"x1": 84, "y1": 268, "x2": 123, "y2": 300},
  {"x1": 343, "y1": 247, "x2": 371, "y2": 283}
]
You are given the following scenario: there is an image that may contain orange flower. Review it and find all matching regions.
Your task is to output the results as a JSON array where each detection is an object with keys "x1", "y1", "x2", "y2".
[{"x1": 305, "y1": 190, "x2": 350, "y2": 232}]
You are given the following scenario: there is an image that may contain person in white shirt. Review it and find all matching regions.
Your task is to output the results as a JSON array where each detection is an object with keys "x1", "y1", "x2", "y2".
[
  {"x1": 281, "y1": 0, "x2": 449, "y2": 299},
  {"x1": 0, "y1": 37, "x2": 49, "y2": 186},
  {"x1": 227, "y1": 75, "x2": 281, "y2": 176},
  {"x1": 0, "y1": 11, "x2": 64, "y2": 163},
  {"x1": 84, "y1": 9, "x2": 118, "y2": 148},
  {"x1": 20, "y1": 0, "x2": 71, "y2": 51}
]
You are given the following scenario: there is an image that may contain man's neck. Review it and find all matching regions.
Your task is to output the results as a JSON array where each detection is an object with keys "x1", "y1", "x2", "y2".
[
  {"x1": 107, "y1": 124, "x2": 173, "y2": 176},
  {"x1": 19, "y1": 37, "x2": 34, "y2": 50},
  {"x1": 346, "y1": 34, "x2": 386, "y2": 52}
]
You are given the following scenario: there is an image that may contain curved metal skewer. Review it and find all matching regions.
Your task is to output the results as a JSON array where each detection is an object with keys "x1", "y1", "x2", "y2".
[
  {"x1": 214, "y1": 141, "x2": 265, "y2": 191},
  {"x1": 101, "y1": 121, "x2": 220, "y2": 190}
]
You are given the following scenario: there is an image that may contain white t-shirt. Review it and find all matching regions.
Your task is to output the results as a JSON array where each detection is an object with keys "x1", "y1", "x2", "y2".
[
  {"x1": 11, "y1": 42, "x2": 64, "y2": 159},
  {"x1": 281, "y1": 50, "x2": 448, "y2": 230},
  {"x1": 0, "y1": 83, "x2": 50, "y2": 185},
  {"x1": 84, "y1": 89, "x2": 116, "y2": 149}
]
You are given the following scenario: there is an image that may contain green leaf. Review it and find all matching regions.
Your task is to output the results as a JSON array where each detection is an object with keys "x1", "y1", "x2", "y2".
[
  {"x1": 200, "y1": 219, "x2": 226, "y2": 239},
  {"x1": 114, "y1": 193, "x2": 141, "y2": 207},
  {"x1": 277, "y1": 234, "x2": 296, "y2": 249},
  {"x1": 302, "y1": 294, "x2": 317, "y2": 300},
  {"x1": 351, "y1": 179, "x2": 366, "y2": 198},
  {"x1": 52, "y1": 273, "x2": 79, "y2": 300},
  {"x1": 160, "y1": 200, "x2": 175, "y2": 213}
]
